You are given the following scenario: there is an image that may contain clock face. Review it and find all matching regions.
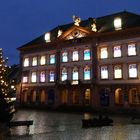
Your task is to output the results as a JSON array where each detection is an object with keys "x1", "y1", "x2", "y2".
[{"x1": 72, "y1": 30, "x2": 80, "y2": 38}]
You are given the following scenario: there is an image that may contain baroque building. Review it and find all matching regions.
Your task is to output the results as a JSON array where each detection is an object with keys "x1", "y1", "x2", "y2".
[{"x1": 17, "y1": 11, "x2": 140, "y2": 113}]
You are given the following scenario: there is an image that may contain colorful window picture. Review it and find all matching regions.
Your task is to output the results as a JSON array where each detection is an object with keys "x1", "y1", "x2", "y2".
[
  {"x1": 128, "y1": 43, "x2": 136, "y2": 56},
  {"x1": 72, "y1": 67, "x2": 78, "y2": 80},
  {"x1": 100, "y1": 47, "x2": 108, "y2": 59},
  {"x1": 113, "y1": 46, "x2": 121, "y2": 57},
  {"x1": 114, "y1": 65, "x2": 122, "y2": 79},
  {"x1": 62, "y1": 52, "x2": 68, "y2": 62},
  {"x1": 101, "y1": 66, "x2": 108, "y2": 79},
  {"x1": 61, "y1": 68, "x2": 67, "y2": 81},
  {"x1": 84, "y1": 66, "x2": 90, "y2": 80},
  {"x1": 49, "y1": 70, "x2": 55, "y2": 82},
  {"x1": 72, "y1": 51, "x2": 79, "y2": 61},
  {"x1": 40, "y1": 71, "x2": 46, "y2": 82},
  {"x1": 50, "y1": 54, "x2": 55, "y2": 64},
  {"x1": 84, "y1": 49, "x2": 91, "y2": 60},
  {"x1": 129, "y1": 64, "x2": 137, "y2": 78}
]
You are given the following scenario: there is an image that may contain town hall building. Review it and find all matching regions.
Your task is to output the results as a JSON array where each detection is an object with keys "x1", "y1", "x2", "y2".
[{"x1": 17, "y1": 11, "x2": 140, "y2": 113}]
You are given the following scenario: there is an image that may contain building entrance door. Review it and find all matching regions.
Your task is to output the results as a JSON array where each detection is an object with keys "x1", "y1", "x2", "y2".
[
  {"x1": 84, "y1": 89, "x2": 91, "y2": 105},
  {"x1": 61, "y1": 89, "x2": 68, "y2": 105},
  {"x1": 48, "y1": 89, "x2": 55, "y2": 105},
  {"x1": 100, "y1": 88, "x2": 110, "y2": 106}
]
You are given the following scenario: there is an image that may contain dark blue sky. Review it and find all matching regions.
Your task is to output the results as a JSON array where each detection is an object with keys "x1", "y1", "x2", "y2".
[{"x1": 1, "y1": 0, "x2": 140, "y2": 65}]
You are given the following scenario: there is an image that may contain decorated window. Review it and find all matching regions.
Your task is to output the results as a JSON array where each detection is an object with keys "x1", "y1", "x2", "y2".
[
  {"x1": 100, "y1": 47, "x2": 108, "y2": 59},
  {"x1": 40, "y1": 71, "x2": 46, "y2": 82},
  {"x1": 84, "y1": 66, "x2": 90, "y2": 80},
  {"x1": 23, "y1": 57, "x2": 29, "y2": 67},
  {"x1": 128, "y1": 43, "x2": 136, "y2": 56},
  {"x1": 72, "y1": 67, "x2": 78, "y2": 80},
  {"x1": 40, "y1": 56, "x2": 46, "y2": 65},
  {"x1": 32, "y1": 57, "x2": 37, "y2": 66},
  {"x1": 61, "y1": 68, "x2": 67, "y2": 81},
  {"x1": 50, "y1": 54, "x2": 55, "y2": 64},
  {"x1": 101, "y1": 66, "x2": 108, "y2": 79},
  {"x1": 62, "y1": 52, "x2": 68, "y2": 62},
  {"x1": 114, "y1": 65, "x2": 122, "y2": 79},
  {"x1": 84, "y1": 49, "x2": 91, "y2": 60},
  {"x1": 129, "y1": 64, "x2": 137, "y2": 78},
  {"x1": 49, "y1": 70, "x2": 55, "y2": 82},
  {"x1": 23, "y1": 76, "x2": 28, "y2": 83},
  {"x1": 72, "y1": 51, "x2": 79, "y2": 61},
  {"x1": 113, "y1": 46, "x2": 121, "y2": 58},
  {"x1": 31, "y1": 72, "x2": 37, "y2": 83}
]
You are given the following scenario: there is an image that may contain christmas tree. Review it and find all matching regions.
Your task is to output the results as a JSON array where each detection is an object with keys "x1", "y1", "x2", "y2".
[{"x1": 0, "y1": 48, "x2": 15, "y2": 122}]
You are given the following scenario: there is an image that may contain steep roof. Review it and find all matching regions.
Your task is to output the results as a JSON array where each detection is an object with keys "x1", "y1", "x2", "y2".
[{"x1": 18, "y1": 11, "x2": 140, "y2": 49}]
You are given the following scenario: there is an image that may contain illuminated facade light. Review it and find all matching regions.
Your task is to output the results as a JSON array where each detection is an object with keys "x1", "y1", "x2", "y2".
[
  {"x1": 44, "y1": 32, "x2": 51, "y2": 42},
  {"x1": 114, "y1": 17, "x2": 122, "y2": 30},
  {"x1": 73, "y1": 15, "x2": 81, "y2": 26},
  {"x1": 11, "y1": 85, "x2": 15, "y2": 89},
  {"x1": 57, "y1": 30, "x2": 63, "y2": 37}
]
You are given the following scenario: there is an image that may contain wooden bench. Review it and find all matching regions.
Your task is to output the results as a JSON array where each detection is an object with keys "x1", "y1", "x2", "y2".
[{"x1": 8, "y1": 120, "x2": 33, "y2": 134}]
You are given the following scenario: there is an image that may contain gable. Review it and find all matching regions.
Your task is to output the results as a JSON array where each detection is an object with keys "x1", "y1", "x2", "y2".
[{"x1": 58, "y1": 25, "x2": 95, "y2": 41}]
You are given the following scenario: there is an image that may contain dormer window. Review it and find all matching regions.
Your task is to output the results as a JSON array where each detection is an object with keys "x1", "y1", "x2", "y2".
[
  {"x1": 114, "y1": 17, "x2": 122, "y2": 30},
  {"x1": 44, "y1": 32, "x2": 50, "y2": 42}
]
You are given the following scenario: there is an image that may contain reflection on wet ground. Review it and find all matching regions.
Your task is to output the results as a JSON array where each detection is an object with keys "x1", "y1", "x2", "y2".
[{"x1": 2, "y1": 109, "x2": 140, "y2": 140}]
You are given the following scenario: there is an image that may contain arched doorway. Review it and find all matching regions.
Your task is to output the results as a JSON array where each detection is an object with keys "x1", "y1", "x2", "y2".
[
  {"x1": 84, "y1": 89, "x2": 91, "y2": 105},
  {"x1": 61, "y1": 89, "x2": 68, "y2": 105},
  {"x1": 129, "y1": 88, "x2": 140, "y2": 104},
  {"x1": 40, "y1": 90, "x2": 46, "y2": 104},
  {"x1": 22, "y1": 89, "x2": 28, "y2": 103},
  {"x1": 100, "y1": 88, "x2": 110, "y2": 106},
  {"x1": 30, "y1": 90, "x2": 36, "y2": 103},
  {"x1": 115, "y1": 88, "x2": 123, "y2": 104},
  {"x1": 72, "y1": 89, "x2": 79, "y2": 105},
  {"x1": 48, "y1": 89, "x2": 55, "y2": 105}
]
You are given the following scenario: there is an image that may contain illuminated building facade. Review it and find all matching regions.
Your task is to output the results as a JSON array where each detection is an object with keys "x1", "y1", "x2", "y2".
[{"x1": 17, "y1": 11, "x2": 140, "y2": 112}]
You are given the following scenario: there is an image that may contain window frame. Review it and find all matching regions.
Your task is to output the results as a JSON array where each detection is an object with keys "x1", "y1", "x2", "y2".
[
  {"x1": 84, "y1": 49, "x2": 91, "y2": 61},
  {"x1": 128, "y1": 63, "x2": 138, "y2": 79},
  {"x1": 49, "y1": 70, "x2": 55, "y2": 82},
  {"x1": 100, "y1": 47, "x2": 108, "y2": 59},
  {"x1": 84, "y1": 66, "x2": 91, "y2": 80},
  {"x1": 127, "y1": 43, "x2": 136, "y2": 56},
  {"x1": 39, "y1": 71, "x2": 46, "y2": 83},
  {"x1": 31, "y1": 71, "x2": 37, "y2": 83},
  {"x1": 23, "y1": 57, "x2": 29, "y2": 67},
  {"x1": 100, "y1": 65, "x2": 109, "y2": 80},
  {"x1": 113, "y1": 64, "x2": 123, "y2": 79},
  {"x1": 40, "y1": 55, "x2": 46, "y2": 65},
  {"x1": 49, "y1": 54, "x2": 56, "y2": 64},
  {"x1": 72, "y1": 67, "x2": 79, "y2": 81},
  {"x1": 62, "y1": 52, "x2": 68, "y2": 63},
  {"x1": 32, "y1": 56, "x2": 38, "y2": 66},
  {"x1": 72, "y1": 50, "x2": 79, "y2": 62},
  {"x1": 113, "y1": 45, "x2": 122, "y2": 58},
  {"x1": 61, "y1": 67, "x2": 68, "y2": 81}
]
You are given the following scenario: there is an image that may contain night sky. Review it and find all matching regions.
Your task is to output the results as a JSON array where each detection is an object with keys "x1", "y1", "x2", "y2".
[{"x1": 0, "y1": 0, "x2": 140, "y2": 65}]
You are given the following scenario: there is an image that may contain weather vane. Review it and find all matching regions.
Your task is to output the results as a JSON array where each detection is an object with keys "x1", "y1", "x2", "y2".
[{"x1": 72, "y1": 15, "x2": 81, "y2": 26}]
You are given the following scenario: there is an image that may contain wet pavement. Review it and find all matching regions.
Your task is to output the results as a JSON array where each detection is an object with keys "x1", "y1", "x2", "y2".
[{"x1": 1, "y1": 109, "x2": 140, "y2": 140}]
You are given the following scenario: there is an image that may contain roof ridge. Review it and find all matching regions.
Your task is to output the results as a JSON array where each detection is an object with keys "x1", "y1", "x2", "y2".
[{"x1": 96, "y1": 11, "x2": 140, "y2": 20}]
